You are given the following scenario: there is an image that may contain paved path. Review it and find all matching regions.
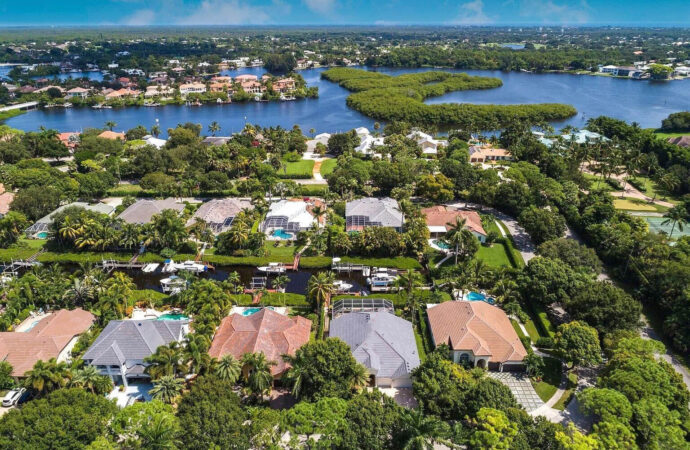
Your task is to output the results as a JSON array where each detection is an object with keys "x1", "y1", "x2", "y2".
[
  {"x1": 639, "y1": 317, "x2": 690, "y2": 389},
  {"x1": 582, "y1": 167, "x2": 674, "y2": 208},
  {"x1": 313, "y1": 160, "x2": 324, "y2": 181}
]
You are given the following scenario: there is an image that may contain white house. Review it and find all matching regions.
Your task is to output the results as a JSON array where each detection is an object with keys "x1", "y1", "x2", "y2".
[
  {"x1": 179, "y1": 83, "x2": 206, "y2": 96},
  {"x1": 260, "y1": 199, "x2": 320, "y2": 235},
  {"x1": 407, "y1": 130, "x2": 447, "y2": 155}
]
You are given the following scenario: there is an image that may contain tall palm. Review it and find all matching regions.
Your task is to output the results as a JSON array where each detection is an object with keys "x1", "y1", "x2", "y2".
[
  {"x1": 282, "y1": 354, "x2": 307, "y2": 398},
  {"x1": 208, "y1": 121, "x2": 221, "y2": 136},
  {"x1": 138, "y1": 413, "x2": 181, "y2": 450},
  {"x1": 351, "y1": 363, "x2": 370, "y2": 392},
  {"x1": 397, "y1": 409, "x2": 450, "y2": 450},
  {"x1": 228, "y1": 220, "x2": 250, "y2": 248},
  {"x1": 214, "y1": 354, "x2": 242, "y2": 383},
  {"x1": 145, "y1": 342, "x2": 186, "y2": 379},
  {"x1": 105, "y1": 120, "x2": 117, "y2": 131},
  {"x1": 272, "y1": 274, "x2": 290, "y2": 305},
  {"x1": 71, "y1": 365, "x2": 112, "y2": 395},
  {"x1": 184, "y1": 334, "x2": 212, "y2": 375},
  {"x1": 118, "y1": 223, "x2": 141, "y2": 250},
  {"x1": 661, "y1": 205, "x2": 688, "y2": 239},
  {"x1": 151, "y1": 124, "x2": 161, "y2": 138},
  {"x1": 149, "y1": 376, "x2": 184, "y2": 404},
  {"x1": 307, "y1": 271, "x2": 336, "y2": 311},
  {"x1": 445, "y1": 217, "x2": 467, "y2": 265},
  {"x1": 63, "y1": 278, "x2": 95, "y2": 307},
  {"x1": 24, "y1": 358, "x2": 71, "y2": 395},
  {"x1": 311, "y1": 205, "x2": 326, "y2": 230},
  {"x1": 241, "y1": 352, "x2": 275, "y2": 399}
]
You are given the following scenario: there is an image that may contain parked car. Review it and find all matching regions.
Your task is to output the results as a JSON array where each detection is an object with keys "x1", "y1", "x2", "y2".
[{"x1": 2, "y1": 388, "x2": 26, "y2": 407}]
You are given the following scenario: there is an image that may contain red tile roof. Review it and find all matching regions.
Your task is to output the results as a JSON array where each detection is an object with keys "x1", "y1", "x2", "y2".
[
  {"x1": 0, "y1": 309, "x2": 95, "y2": 376},
  {"x1": 98, "y1": 130, "x2": 126, "y2": 140},
  {"x1": 427, "y1": 301, "x2": 526, "y2": 363},
  {"x1": 421, "y1": 206, "x2": 486, "y2": 236},
  {"x1": 209, "y1": 309, "x2": 311, "y2": 376}
]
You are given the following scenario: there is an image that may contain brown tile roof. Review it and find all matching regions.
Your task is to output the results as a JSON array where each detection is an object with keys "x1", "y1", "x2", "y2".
[
  {"x1": 209, "y1": 309, "x2": 311, "y2": 376},
  {"x1": 427, "y1": 301, "x2": 527, "y2": 363},
  {"x1": 421, "y1": 206, "x2": 486, "y2": 236},
  {"x1": 98, "y1": 130, "x2": 126, "y2": 140},
  {"x1": 0, "y1": 309, "x2": 95, "y2": 376}
]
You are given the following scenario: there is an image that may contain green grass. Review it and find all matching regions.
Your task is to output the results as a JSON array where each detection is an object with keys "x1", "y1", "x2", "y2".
[
  {"x1": 523, "y1": 319, "x2": 542, "y2": 343},
  {"x1": 511, "y1": 319, "x2": 527, "y2": 339},
  {"x1": 553, "y1": 372, "x2": 578, "y2": 410},
  {"x1": 474, "y1": 244, "x2": 512, "y2": 268},
  {"x1": 298, "y1": 184, "x2": 329, "y2": 197},
  {"x1": 626, "y1": 175, "x2": 680, "y2": 205},
  {"x1": 652, "y1": 130, "x2": 690, "y2": 139},
  {"x1": 613, "y1": 197, "x2": 669, "y2": 213},
  {"x1": 532, "y1": 303, "x2": 556, "y2": 338},
  {"x1": 278, "y1": 159, "x2": 315, "y2": 179},
  {"x1": 319, "y1": 158, "x2": 338, "y2": 176},
  {"x1": 582, "y1": 173, "x2": 615, "y2": 192},
  {"x1": 131, "y1": 289, "x2": 169, "y2": 305},
  {"x1": 339, "y1": 256, "x2": 421, "y2": 270},
  {"x1": 0, "y1": 109, "x2": 24, "y2": 122},
  {"x1": 0, "y1": 238, "x2": 46, "y2": 262},
  {"x1": 107, "y1": 184, "x2": 144, "y2": 195},
  {"x1": 531, "y1": 357, "x2": 563, "y2": 403}
]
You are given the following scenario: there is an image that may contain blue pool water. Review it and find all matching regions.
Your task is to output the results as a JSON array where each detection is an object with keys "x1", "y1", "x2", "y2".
[
  {"x1": 467, "y1": 291, "x2": 496, "y2": 304},
  {"x1": 36, "y1": 232, "x2": 48, "y2": 239},
  {"x1": 433, "y1": 239, "x2": 450, "y2": 249},
  {"x1": 157, "y1": 313, "x2": 189, "y2": 321},
  {"x1": 242, "y1": 306, "x2": 275, "y2": 316},
  {"x1": 24, "y1": 320, "x2": 41, "y2": 332},
  {"x1": 271, "y1": 229, "x2": 294, "y2": 240}
]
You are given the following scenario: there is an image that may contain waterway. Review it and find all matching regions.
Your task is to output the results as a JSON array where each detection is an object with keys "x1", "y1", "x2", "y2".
[{"x1": 4, "y1": 66, "x2": 690, "y2": 136}]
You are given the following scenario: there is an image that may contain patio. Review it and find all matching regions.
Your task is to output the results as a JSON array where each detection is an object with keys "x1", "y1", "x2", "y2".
[{"x1": 107, "y1": 383, "x2": 153, "y2": 408}]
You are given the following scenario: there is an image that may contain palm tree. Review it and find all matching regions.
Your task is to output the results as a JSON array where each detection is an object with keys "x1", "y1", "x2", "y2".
[
  {"x1": 241, "y1": 353, "x2": 275, "y2": 400},
  {"x1": 445, "y1": 216, "x2": 467, "y2": 265},
  {"x1": 307, "y1": 271, "x2": 336, "y2": 311},
  {"x1": 208, "y1": 121, "x2": 221, "y2": 136},
  {"x1": 311, "y1": 205, "x2": 326, "y2": 231},
  {"x1": 145, "y1": 342, "x2": 186, "y2": 379},
  {"x1": 214, "y1": 354, "x2": 242, "y2": 383},
  {"x1": 71, "y1": 365, "x2": 112, "y2": 395},
  {"x1": 397, "y1": 409, "x2": 450, "y2": 450},
  {"x1": 351, "y1": 363, "x2": 370, "y2": 392},
  {"x1": 149, "y1": 376, "x2": 184, "y2": 404},
  {"x1": 661, "y1": 205, "x2": 689, "y2": 239},
  {"x1": 24, "y1": 358, "x2": 71, "y2": 395},
  {"x1": 105, "y1": 120, "x2": 117, "y2": 131},
  {"x1": 657, "y1": 173, "x2": 680, "y2": 200},
  {"x1": 138, "y1": 413, "x2": 181, "y2": 450},
  {"x1": 151, "y1": 124, "x2": 161, "y2": 138},
  {"x1": 63, "y1": 278, "x2": 95, "y2": 307},
  {"x1": 282, "y1": 354, "x2": 307, "y2": 398},
  {"x1": 184, "y1": 334, "x2": 212, "y2": 375},
  {"x1": 272, "y1": 274, "x2": 290, "y2": 305},
  {"x1": 227, "y1": 220, "x2": 250, "y2": 248}
]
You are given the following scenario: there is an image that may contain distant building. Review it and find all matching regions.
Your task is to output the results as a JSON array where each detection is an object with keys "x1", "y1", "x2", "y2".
[
  {"x1": 144, "y1": 86, "x2": 174, "y2": 98},
  {"x1": 201, "y1": 136, "x2": 232, "y2": 146},
  {"x1": 407, "y1": 130, "x2": 447, "y2": 155},
  {"x1": 117, "y1": 198, "x2": 184, "y2": 225},
  {"x1": 272, "y1": 78, "x2": 296, "y2": 93},
  {"x1": 187, "y1": 198, "x2": 252, "y2": 234},
  {"x1": 98, "y1": 130, "x2": 126, "y2": 140},
  {"x1": 234, "y1": 74, "x2": 258, "y2": 83},
  {"x1": 345, "y1": 197, "x2": 403, "y2": 232},
  {"x1": 240, "y1": 81, "x2": 264, "y2": 94},
  {"x1": 105, "y1": 88, "x2": 140, "y2": 100},
  {"x1": 57, "y1": 131, "x2": 81, "y2": 150},
  {"x1": 25, "y1": 202, "x2": 114, "y2": 237},
  {"x1": 66, "y1": 87, "x2": 89, "y2": 99},
  {"x1": 142, "y1": 135, "x2": 167, "y2": 149},
  {"x1": 468, "y1": 145, "x2": 512, "y2": 164},
  {"x1": 179, "y1": 82, "x2": 206, "y2": 96}
]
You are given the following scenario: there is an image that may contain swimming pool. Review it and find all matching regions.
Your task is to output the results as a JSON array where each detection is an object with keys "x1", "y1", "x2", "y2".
[
  {"x1": 24, "y1": 320, "x2": 41, "y2": 332},
  {"x1": 271, "y1": 229, "x2": 295, "y2": 240},
  {"x1": 432, "y1": 239, "x2": 451, "y2": 249},
  {"x1": 35, "y1": 232, "x2": 48, "y2": 239},
  {"x1": 466, "y1": 291, "x2": 496, "y2": 305},
  {"x1": 157, "y1": 313, "x2": 189, "y2": 321},
  {"x1": 242, "y1": 306, "x2": 275, "y2": 316}
]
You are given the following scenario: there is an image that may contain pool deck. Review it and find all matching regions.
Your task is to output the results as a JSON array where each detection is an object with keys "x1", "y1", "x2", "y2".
[
  {"x1": 15, "y1": 312, "x2": 50, "y2": 332},
  {"x1": 230, "y1": 306, "x2": 288, "y2": 316}
]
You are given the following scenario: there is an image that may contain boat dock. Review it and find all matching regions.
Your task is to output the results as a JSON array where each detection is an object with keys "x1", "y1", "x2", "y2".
[
  {"x1": 331, "y1": 258, "x2": 370, "y2": 276},
  {"x1": 99, "y1": 260, "x2": 146, "y2": 273}
]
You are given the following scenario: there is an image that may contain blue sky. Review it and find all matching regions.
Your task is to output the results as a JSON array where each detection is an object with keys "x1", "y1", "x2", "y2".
[{"x1": 1, "y1": 0, "x2": 689, "y2": 26}]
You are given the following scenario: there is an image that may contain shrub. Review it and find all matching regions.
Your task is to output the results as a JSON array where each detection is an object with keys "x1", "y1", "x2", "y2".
[{"x1": 536, "y1": 337, "x2": 555, "y2": 348}]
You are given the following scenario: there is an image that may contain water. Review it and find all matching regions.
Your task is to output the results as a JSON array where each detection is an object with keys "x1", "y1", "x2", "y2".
[
  {"x1": 156, "y1": 313, "x2": 189, "y2": 320},
  {"x1": 432, "y1": 239, "x2": 450, "y2": 249},
  {"x1": 467, "y1": 291, "x2": 496, "y2": 304},
  {"x1": 271, "y1": 229, "x2": 295, "y2": 240},
  {"x1": 5, "y1": 66, "x2": 689, "y2": 135},
  {"x1": 242, "y1": 306, "x2": 275, "y2": 316},
  {"x1": 0, "y1": 66, "x2": 104, "y2": 82}
]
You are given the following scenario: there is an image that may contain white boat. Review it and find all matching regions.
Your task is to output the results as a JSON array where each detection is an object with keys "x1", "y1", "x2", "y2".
[
  {"x1": 142, "y1": 263, "x2": 159, "y2": 273},
  {"x1": 161, "y1": 260, "x2": 208, "y2": 274},
  {"x1": 366, "y1": 268, "x2": 398, "y2": 291},
  {"x1": 333, "y1": 280, "x2": 353, "y2": 292},
  {"x1": 160, "y1": 276, "x2": 187, "y2": 294},
  {"x1": 257, "y1": 262, "x2": 286, "y2": 274}
]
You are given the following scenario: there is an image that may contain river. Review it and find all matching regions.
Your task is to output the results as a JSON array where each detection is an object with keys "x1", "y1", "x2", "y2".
[{"x1": 4, "y1": 66, "x2": 689, "y2": 136}]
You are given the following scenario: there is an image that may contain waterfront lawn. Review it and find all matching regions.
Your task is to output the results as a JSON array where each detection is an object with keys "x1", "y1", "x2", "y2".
[
  {"x1": 319, "y1": 158, "x2": 338, "y2": 176},
  {"x1": 278, "y1": 159, "x2": 315, "y2": 178},
  {"x1": 531, "y1": 357, "x2": 563, "y2": 403},
  {"x1": 0, "y1": 238, "x2": 46, "y2": 262},
  {"x1": 339, "y1": 256, "x2": 422, "y2": 270}
]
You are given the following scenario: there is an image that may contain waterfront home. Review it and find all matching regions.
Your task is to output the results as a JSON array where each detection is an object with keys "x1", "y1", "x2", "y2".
[
  {"x1": 0, "y1": 309, "x2": 95, "y2": 377},
  {"x1": 0, "y1": 184, "x2": 13, "y2": 218},
  {"x1": 202, "y1": 136, "x2": 232, "y2": 146},
  {"x1": 211, "y1": 76, "x2": 232, "y2": 84},
  {"x1": 144, "y1": 85, "x2": 174, "y2": 98},
  {"x1": 35, "y1": 85, "x2": 64, "y2": 94},
  {"x1": 179, "y1": 82, "x2": 206, "y2": 96},
  {"x1": 468, "y1": 145, "x2": 512, "y2": 164},
  {"x1": 421, "y1": 206, "x2": 487, "y2": 243},
  {"x1": 208, "y1": 309, "x2": 311, "y2": 378},
  {"x1": 25, "y1": 201, "x2": 115, "y2": 237},
  {"x1": 272, "y1": 77, "x2": 296, "y2": 93},
  {"x1": 83, "y1": 319, "x2": 189, "y2": 387},
  {"x1": 234, "y1": 74, "x2": 258, "y2": 83},
  {"x1": 355, "y1": 133, "x2": 385, "y2": 156},
  {"x1": 186, "y1": 198, "x2": 252, "y2": 233},
  {"x1": 98, "y1": 130, "x2": 126, "y2": 141},
  {"x1": 142, "y1": 134, "x2": 167, "y2": 149},
  {"x1": 406, "y1": 130, "x2": 447, "y2": 155},
  {"x1": 117, "y1": 198, "x2": 185, "y2": 225},
  {"x1": 66, "y1": 87, "x2": 89, "y2": 99},
  {"x1": 345, "y1": 197, "x2": 403, "y2": 232},
  {"x1": 261, "y1": 199, "x2": 322, "y2": 236},
  {"x1": 57, "y1": 131, "x2": 81, "y2": 150},
  {"x1": 426, "y1": 301, "x2": 527, "y2": 371},
  {"x1": 105, "y1": 88, "x2": 141, "y2": 100},
  {"x1": 329, "y1": 310, "x2": 420, "y2": 388},
  {"x1": 560, "y1": 129, "x2": 609, "y2": 145},
  {"x1": 240, "y1": 81, "x2": 264, "y2": 94}
]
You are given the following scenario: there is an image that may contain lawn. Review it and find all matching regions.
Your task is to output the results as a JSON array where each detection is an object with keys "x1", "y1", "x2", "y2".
[
  {"x1": 613, "y1": 197, "x2": 668, "y2": 213},
  {"x1": 319, "y1": 158, "x2": 338, "y2": 176},
  {"x1": 582, "y1": 173, "x2": 615, "y2": 192},
  {"x1": 474, "y1": 244, "x2": 512, "y2": 268},
  {"x1": 511, "y1": 319, "x2": 527, "y2": 340},
  {"x1": 0, "y1": 238, "x2": 46, "y2": 262},
  {"x1": 278, "y1": 159, "x2": 315, "y2": 179},
  {"x1": 107, "y1": 184, "x2": 144, "y2": 196},
  {"x1": 652, "y1": 130, "x2": 690, "y2": 139},
  {"x1": 553, "y1": 372, "x2": 578, "y2": 410},
  {"x1": 627, "y1": 175, "x2": 680, "y2": 205},
  {"x1": 531, "y1": 357, "x2": 563, "y2": 403}
]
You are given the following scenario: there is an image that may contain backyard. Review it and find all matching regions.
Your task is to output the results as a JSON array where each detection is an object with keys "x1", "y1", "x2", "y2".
[{"x1": 278, "y1": 159, "x2": 315, "y2": 179}]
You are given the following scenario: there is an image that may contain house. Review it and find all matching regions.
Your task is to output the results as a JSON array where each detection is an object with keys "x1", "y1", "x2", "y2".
[
  {"x1": 144, "y1": 86, "x2": 174, "y2": 98},
  {"x1": 202, "y1": 136, "x2": 232, "y2": 146},
  {"x1": 560, "y1": 130, "x2": 609, "y2": 145},
  {"x1": 468, "y1": 145, "x2": 512, "y2": 164},
  {"x1": 330, "y1": 311, "x2": 420, "y2": 388},
  {"x1": 421, "y1": 206, "x2": 487, "y2": 243},
  {"x1": 426, "y1": 301, "x2": 527, "y2": 371},
  {"x1": 0, "y1": 309, "x2": 95, "y2": 377},
  {"x1": 105, "y1": 88, "x2": 140, "y2": 100},
  {"x1": 407, "y1": 130, "x2": 447, "y2": 155},
  {"x1": 208, "y1": 309, "x2": 311, "y2": 378},
  {"x1": 117, "y1": 198, "x2": 184, "y2": 225},
  {"x1": 35, "y1": 85, "x2": 64, "y2": 94},
  {"x1": 142, "y1": 135, "x2": 167, "y2": 149},
  {"x1": 668, "y1": 135, "x2": 690, "y2": 148},
  {"x1": 210, "y1": 82, "x2": 229, "y2": 93},
  {"x1": 234, "y1": 74, "x2": 258, "y2": 83},
  {"x1": 345, "y1": 197, "x2": 403, "y2": 232},
  {"x1": 599, "y1": 65, "x2": 618, "y2": 74},
  {"x1": 57, "y1": 131, "x2": 81, "y2": 150},
  {"x1": 0, "y1": 184, "x2": 13, "y2": 217},
  {"x1": 261, "y1": 199, "x2": 321, "y2": 235},
  {"x1": 25, "y1": 202, "x2": 115, "y2": 237},
  {"x1": 186, "y1": 198, "x2": 252, "y2": 233},
  {"x1": 240, "y1": 81, "x2": 264, "y2": 94},
  {"x1": 98, "y1": 130, "x2": 126, "y2": 141},
  {"x1": 83, "y1": 319, "x2": 189, "y2": 387},
  {"x1": 179, "y1": 82, "x2": 206, "y2": 96},
  {"x1": 356, "y1": 134, "x2": 385, "y2": 156},
  {"x1": 66, "y1": 87, "x2": 89, "y2": 99},
  {"x1": 272, "y1": 78, "x2": 296, "y2": 93},
  {"x1": 211, "y1": 76, "x2": 232, "y2": 84}
]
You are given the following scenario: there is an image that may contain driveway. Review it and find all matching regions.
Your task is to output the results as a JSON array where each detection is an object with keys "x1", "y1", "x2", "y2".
[{"x1": 487, "y1": 372, "x2": 543, "y2": 413}]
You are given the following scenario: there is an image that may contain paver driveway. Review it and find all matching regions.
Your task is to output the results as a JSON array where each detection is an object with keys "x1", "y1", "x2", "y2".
[{"x1": 488, "y1": 372, "x2": 544, "y2": 413}]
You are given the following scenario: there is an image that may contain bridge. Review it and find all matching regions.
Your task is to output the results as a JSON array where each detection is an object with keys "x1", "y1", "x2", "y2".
[{"x1": 0, "y1": 102, "x2": 39, "y2": 112}]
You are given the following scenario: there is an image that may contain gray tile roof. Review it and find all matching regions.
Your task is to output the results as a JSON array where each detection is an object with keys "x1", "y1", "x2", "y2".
[
  {"x1": 83, "y1": 319, "x2": 188, "y2": 367},
  {"x1": 345, "y1": 197, "x2": 403, "y2": 228},
  {"x1": 330, "y1": 311, "x2": 420, "y2": 379},
  {"x1": 117, "y1": 198, "x2": 184, "y2": 224}
]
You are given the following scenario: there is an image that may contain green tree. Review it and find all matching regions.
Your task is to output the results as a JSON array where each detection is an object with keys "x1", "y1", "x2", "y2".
[
  {"x1": 207, "y1": 121, "x2": 221, "y2": 136},
  {"x1": 144, "y1": 342, "x2": 186, "y2": 379},
  {"x1": 0, "y1": 362, "x2": 14, "y2": 390},
  {"x1": 23, "y1": 358, "x2": 72, "y2": 396},
  {"x1": 105, "y1": 120, "x2": 117, "y2": 131},
  {"x1": 577, "y1": 387, "x2": 633, "y2": 424},
  {"x1": 395, "y1": 408, "x2": 450, "y2": 450},
  {"x1": 214, "y1": 354, "x2": 242, "y2": 383},
  {"x1": 661, "y1": 205, "x2": 688, "y2": 239},
  {"x1": 149, "y1": 376, "x2": 184, "y2": 404},
  {"x1": 109, "y1": 400, "x2": 180, "y2": 449},
  {"x1": 469, "y1": 408, "x2": 518, "y2": 450},
  {"x1": 241, "y1": 352, "x2": 275, "y2": 400},
  {"x1": 307, "y1": 271, "x2": 336, "y2": 311},
  {"x1": 71, "y1": 365, "x2": 113, "y2": 395},
  {"x1": 554, "y1": 321, "x2": 602, "y2": 369}
]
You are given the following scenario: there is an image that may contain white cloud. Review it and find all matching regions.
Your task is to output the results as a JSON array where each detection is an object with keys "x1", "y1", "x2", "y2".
[
  {"x1": 518, "y1": 0, "x2": 590, "y2": 24},
  {"x1": 122, "y1": 9, "x2": 156, "y2": 26},
  {"x1": 450, "y1": 0, "x2": 492, "y2": 25},
  {"x1": 177, "y1": 0, "x2": 271, "y2": 25},
  {"x1": 303, "y1": 0, "x2": 337, "y2": 15}
]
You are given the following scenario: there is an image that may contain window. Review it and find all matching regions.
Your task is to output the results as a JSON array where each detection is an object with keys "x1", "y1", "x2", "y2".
[{"x1": 459, "y1": 353, "x2": 470, "y2": 364}]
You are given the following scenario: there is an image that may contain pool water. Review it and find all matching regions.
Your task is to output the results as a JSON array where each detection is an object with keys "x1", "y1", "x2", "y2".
[
  {"x1": 24, "y1": 320, "x2": 41, "y2": 332},
  {"x1": 157, "y1": 314, "x2": 189, "y2": 321},
  {"x1": 242, "y1": 306, "x2": 275, "y2": 316},
  {"x1": 271, "y1": 229, "x2": 294, "y2": 240},
  {"x1": 36, "y1": 232, "x2": 48, "y2": 239},
  {"x1": 467, "y1": 291, "x2": 496, "y2": 305},
  {"x1": 433, "y1": 239, "x2": 450, "y2": 249}
]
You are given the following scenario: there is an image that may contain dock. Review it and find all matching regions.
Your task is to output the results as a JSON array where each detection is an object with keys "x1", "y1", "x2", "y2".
[
  {"x1": 99, "y1": 260, "x2": 146, "y2": 273},
  {"x1": 331, "y1": 260, "x2": 370, "y2": 275}
]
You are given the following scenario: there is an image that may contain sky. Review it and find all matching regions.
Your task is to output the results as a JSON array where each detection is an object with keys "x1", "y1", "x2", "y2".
[{"x1": 1, "y1": 0, "x2": 689, "y2": 27}]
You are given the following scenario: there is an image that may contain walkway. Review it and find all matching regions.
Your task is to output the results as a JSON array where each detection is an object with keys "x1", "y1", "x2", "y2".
[
  {"x1": 582, "y1": 167, "x2": 674, "y2": 209},
  {"x1": 639, "y1": 317, "x2": 690, "y2": 389},
  {"x1": 313, "y1": 160, "x2": 324, "y2": 181},
  {"x1": 488, "y1": 372, "x2": 543, "y2": 413}
]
